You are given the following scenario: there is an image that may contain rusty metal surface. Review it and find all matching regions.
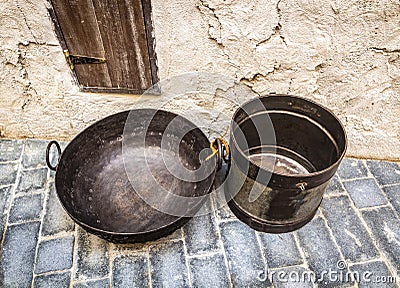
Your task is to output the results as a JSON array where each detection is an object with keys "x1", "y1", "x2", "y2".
[
  {"x1": 49, "y1": 109, "x2": 214, "y2": 243},
  {"x1": 226, "y1": 95, "x2": 347, "y2": 233}
]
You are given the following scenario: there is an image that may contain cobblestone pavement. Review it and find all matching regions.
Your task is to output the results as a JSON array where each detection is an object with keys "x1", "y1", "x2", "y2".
[{"x1": 0, "y1": 139, "x2": 399, "y2": 287}]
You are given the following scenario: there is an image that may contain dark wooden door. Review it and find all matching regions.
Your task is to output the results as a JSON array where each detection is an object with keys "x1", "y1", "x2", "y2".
[{"x1": 49, "y1": 0, "x2": 158, "y2": 94}]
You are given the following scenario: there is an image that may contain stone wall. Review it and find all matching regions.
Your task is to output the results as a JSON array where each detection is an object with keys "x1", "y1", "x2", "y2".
[{"x1": 0, "y1": 0, "x2": 399, "y2": 160}]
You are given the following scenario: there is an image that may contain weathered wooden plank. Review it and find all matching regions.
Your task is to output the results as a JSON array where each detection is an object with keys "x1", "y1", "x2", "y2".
[
  {"x1": 142, "y1": 0, "x2": 160, "y2": 88},
  {"x1": 90, "y1": 0, "x2": 128, "y2": 88},
  {"x1": 50, "y1": 0, "x2": 112, "y2": 87},
  {"x1": 118, "y1": 0, "x2": 152, "y2": 89},
  {"x1": 91, "y1": 0, "x2": 152, "y2": 90},
  {"x1": 50, "y1": 0, "x2": 156, "y2": 92}
]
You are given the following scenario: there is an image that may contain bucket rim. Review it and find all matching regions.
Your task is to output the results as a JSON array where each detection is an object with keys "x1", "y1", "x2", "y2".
[{"x1": 230, "y1": 94, "x2": 348, "y2": 179}]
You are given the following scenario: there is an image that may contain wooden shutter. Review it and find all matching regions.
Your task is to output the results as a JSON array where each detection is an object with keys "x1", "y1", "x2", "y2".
[{"x1": 49, "y1": 0, "x2": 159, "y2": 94}]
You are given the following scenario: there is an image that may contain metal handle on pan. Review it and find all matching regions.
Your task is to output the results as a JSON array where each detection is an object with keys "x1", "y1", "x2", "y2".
[
  {"x1": 46, "y1": 141, "x2": 62, "y2": 171},
  {"x1": 208, "y1": 137, "x2": 230, "y2": 171}
]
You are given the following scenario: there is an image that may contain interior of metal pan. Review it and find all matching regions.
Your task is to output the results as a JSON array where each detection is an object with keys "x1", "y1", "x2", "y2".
[{"x1": 54, "y1": 109, "x2": 216, "y2": 240}]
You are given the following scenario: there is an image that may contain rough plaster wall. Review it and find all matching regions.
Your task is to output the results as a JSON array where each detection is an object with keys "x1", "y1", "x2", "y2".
[{"x1": 0, "y1": 0, "x2": 399, "y2": 160}]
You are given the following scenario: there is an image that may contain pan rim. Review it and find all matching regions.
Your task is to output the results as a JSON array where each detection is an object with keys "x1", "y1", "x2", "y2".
[{"x1": 54, "y1": 108, "x2": 215, "y2": 237}]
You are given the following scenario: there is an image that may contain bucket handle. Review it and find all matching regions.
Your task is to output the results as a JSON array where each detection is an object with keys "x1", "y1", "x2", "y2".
[{"x1": 46, "y1": 141, "x2": 62, "y2": 171}]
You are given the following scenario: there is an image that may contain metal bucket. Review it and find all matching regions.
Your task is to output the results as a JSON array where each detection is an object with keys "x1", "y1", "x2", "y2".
[{"x1": 224, "y1": 95, "x2": 347, "y2": 233}]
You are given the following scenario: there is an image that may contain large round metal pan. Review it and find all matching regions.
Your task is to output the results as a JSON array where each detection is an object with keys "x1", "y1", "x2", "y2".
[{"x1": 46, "y1": 109, "x2": 215, "y2": 243}]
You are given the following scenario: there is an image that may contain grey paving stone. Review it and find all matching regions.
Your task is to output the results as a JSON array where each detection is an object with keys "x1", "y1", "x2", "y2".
[
  {"x1": 111, "y1": 227, "x2": 182, "y2": 254},
  {"x1": 189, "y1": 253, "x2": 230, "y2": 288},
  {"x1": 0, "y1": 139, "x2": 24, "y2": 162},
  {"x1": 22, "y1": 139, "x2": 49, "y2": 168},
  {"x1": 268, "y1": 266, "x2": 314, "y2": 288},
  {"x1": 34, "y1": 272, "x2": 71, "y2": 288},
  {"x1": 112, "y1": 254, "x2": 149, "y2": 288},
  {"x1": 74, "y1": 228, "x2": 109, "y2": 281},
  {"x1": 258, "y1": 232, "x2": 302, "y2": 269},
  {"x1": 296, "y1": 217, "x2": 351, "y2": 287},
  {"x1": 35, "y1": 236, "x2": 74, "y2": 274},
  {"x1": 42, "y1": 184, "x2": 74, "y2": 236},
  {"x1": 219, "y1": 221, "x2": 268, "y2": 287},
  {"x1": 350, "y1": 261, "x2": 396, "y2": 288},
  {"x1": 183, "y1": 207, "x2": 219, "y2": 255},
  {"x1": 361, "y1": 207, "x2": 400, "y2": 271},
  {"x1": 325, "y1": 174, "x2": 346, "y2": 196},
  {"x1": 321, "y1": 195, "x2": 379, "y2": 262},
  {"x1": 367, "y1": 160, "x2": 400, "y2": 186},
  {"x1": 213, "y1": 166, "x2": 236, "y2": 220},
  {"x1": 161, "y1": 226, "x2": 183, "y2": 241},
  {"x1": 338, "y1": 158, "x2": 368, "y2": 180},
  {"x1": 0, "y1": 186, "x2": 13, "y2": 243},
  {"x1": 214, "y1": 202, "x2": 236, "y2": 220},
  {"x1": 8, "y1": 193, "x2": 44, "y2": 223},
  {"x1": 0, "y1": 221, "x2": 40, "y2": 287},
  {"x1": 343, "y1": 178, "x2": 387, "y2": 208},
  {"x1": 73, "y1": 278, "x2": 110, "y2": 288},
  {"x1": 382, "y1": 184, "x2": 400, "y2": 216},
  {"x1": 149, "y1": 240, "x2": 189, "y2": 288},
  {"x1": 0, "y1": 162, "x2": 19, "y2": 186},
  {"x1": 17, "y1": 168, "x2": 48, "y2": 193}
]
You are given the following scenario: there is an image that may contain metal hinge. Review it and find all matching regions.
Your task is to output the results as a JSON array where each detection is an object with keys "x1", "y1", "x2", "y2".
[{"x1": 63, "y1": 50, "x2": 106, "y2": 70}]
